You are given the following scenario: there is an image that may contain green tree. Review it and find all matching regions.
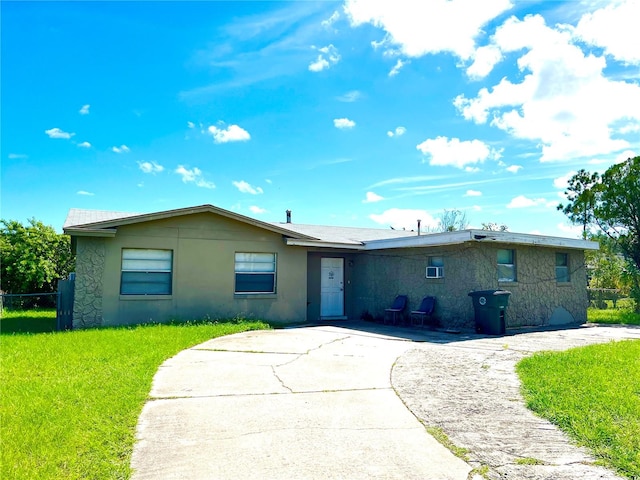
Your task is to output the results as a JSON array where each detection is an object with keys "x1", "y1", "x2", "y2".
[
  {"x1": 437, "y1": 209, "x2": 469, "y2": 232},
  {"x1": 558, "y1": 156, "x2": 640, "y2": 310},
  {"x1": 0, "y1": 218, "x2": 75, "y2": 294}
]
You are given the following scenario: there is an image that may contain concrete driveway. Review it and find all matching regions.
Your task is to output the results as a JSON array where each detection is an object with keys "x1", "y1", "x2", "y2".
[
  {"x1": 130, "y1": 322, "x2": 639, "y2": 480},
  {"x1": 130, "y1": 324, "x2": 473, "y2": 479}
]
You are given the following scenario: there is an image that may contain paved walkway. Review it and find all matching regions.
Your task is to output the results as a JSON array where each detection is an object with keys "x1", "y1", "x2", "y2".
[
  {"x1": 393, "y1": 323, "x2": 640, "y2": 480},
  {"x1": 130, "y1": 322, "x2": 639, "y2": 480},
  {"x1": 130, "y1": 325, "x2": 473, "y2": 480}
]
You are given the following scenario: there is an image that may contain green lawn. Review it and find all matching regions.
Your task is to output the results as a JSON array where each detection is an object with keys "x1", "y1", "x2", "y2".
[
  {"x1": 1, "y1": 319, "x2": 269, "y2": 480},
  {"x1": 587, "y1": 306, "x2": 640, "y2": 325},
  {"x1": 517, "y1": 340, "x2": 640, "y2": 478},
  {"x1": 0, "y1": 308, "x2": 58, "y2": 333}
]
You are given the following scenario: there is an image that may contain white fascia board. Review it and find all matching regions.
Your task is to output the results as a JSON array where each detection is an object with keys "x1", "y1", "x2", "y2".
[
  {"x1": 284, "y1": 238, "x2": 365, "y2": 250},
  {"x1": 466, "y1": 230, "x2": 600, "y2": 250},
  {"x1": 364, "y1": 230, "x2": 472, "y2": 250},
  {"x1": 63, "y1": 227, "x2": 118, "y2": 238},
  {"x1": 362, "y1": 229, "x2": 599, "y2": 251}
]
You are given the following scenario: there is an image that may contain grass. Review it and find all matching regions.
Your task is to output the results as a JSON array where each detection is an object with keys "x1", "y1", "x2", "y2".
[
  {"x1": 587, "y1": 307, "x2": 640, "y2": 325},
  {"x1": 0, "y1": 308, "x2": 58, "y2": 333},
  {"x1": 517, "y1": 340, "x2": 640, "y2": 479},
  {"x1": 1, "y1": 319, "x2": 270, "y2": 480}
]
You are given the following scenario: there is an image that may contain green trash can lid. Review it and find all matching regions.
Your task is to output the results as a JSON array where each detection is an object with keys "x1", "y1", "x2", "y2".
[{"x1": 468, "y1": 289, "x2": 511, "y2": 296}]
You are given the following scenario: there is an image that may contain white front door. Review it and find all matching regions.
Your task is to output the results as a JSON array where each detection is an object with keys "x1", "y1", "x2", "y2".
[{"x1": 320, "y1": 257, "x2": 344, "y2": 317}]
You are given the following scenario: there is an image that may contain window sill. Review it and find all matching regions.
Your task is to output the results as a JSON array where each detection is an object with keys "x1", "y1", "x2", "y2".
[
  {"x1": 119, "y1": 295, "x2": 173, "y2": 301},
  {"x1": 556, "y1": 282, "x2": 572, "y2": 286},
  {"x1": 498, "y1": 281, "x2": 518, "y2": 287},
  {"x1": 234, "y1": 293, "x2": 277, "y2": 299}
]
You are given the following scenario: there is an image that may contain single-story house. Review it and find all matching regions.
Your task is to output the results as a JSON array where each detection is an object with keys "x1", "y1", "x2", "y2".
[{"x1": 63, "y1": 204, "x2": 598, "y2": 330}]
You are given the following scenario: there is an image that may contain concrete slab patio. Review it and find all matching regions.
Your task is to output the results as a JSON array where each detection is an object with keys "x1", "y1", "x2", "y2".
[{"x1": 130, "y1": 322, "x2": 639, "y2": 480}]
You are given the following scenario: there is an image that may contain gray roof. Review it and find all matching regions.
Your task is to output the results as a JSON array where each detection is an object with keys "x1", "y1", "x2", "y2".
[
  {"x1": 63, "y1": 208, "x2": 141, "y2": 229},
  {"x1": 63, "y1": 206, "x2": 416, "y2": 244},
  {"x1": 63, "y1": 205, "x2": 599, "y2": 251},
  {"x1": 270, "y1": 222, "x2": 417, "y2": 245}
]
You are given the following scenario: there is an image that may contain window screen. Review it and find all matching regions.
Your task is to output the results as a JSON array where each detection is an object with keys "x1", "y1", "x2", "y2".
[
  {"x1": 235, "y1": 253, "x2": 276, "y2": 294},
  {"x1": 121, "y1": 249, "x2": 172, "y2": 295},
  {"x1": 497, "y1": 249, "x2": 516, "y2": 282},
  {"x1": 556, "y1": 253, "x2": 570, "y2": 282}
]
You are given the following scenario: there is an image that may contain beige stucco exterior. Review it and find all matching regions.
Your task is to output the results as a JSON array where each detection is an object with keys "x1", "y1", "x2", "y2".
[
  {"x1": 345, "y1": 243, "x2": 588, "y2": 330},
  {"x1": 70, "y1": 207, "x2": 592, "y2": 331},
  {"x1": 73, "y1": 212, "x2": 307, "y2": 328}
]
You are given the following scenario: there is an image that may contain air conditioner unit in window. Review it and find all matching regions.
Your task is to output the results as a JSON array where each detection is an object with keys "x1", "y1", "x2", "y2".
[{"x1": 426, "y1": 266, "x2": 444, "y2": 278}]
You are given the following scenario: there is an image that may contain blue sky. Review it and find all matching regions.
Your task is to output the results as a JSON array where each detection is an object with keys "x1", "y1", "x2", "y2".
[{"x1": 2, "y1": 1, "x2": 639, "y2": 236}]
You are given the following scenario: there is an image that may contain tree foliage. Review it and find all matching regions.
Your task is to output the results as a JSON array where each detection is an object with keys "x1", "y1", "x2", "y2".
[
  {"x1": 0, "y1": 218, "x2": 75, "y2": 294},
  {"x1": 558, "y1": 156, "x2": 640, "y2": 309},
  {"x1": 481, "y1": 222, "x2": 509, "y2": 232},
  {"x1": 437, "y1": 209, "x2": 469, "y2": 232}
]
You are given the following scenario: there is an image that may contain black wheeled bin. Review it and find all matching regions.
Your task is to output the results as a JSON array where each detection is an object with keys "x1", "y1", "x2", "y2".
[{"x1": 468, "y1": 290, "x2": 511, "y2": 335}]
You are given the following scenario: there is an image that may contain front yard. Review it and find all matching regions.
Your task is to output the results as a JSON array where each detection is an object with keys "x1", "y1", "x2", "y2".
[{"x1": 0, "y1": 319, "x2": 269, "y2": 480}]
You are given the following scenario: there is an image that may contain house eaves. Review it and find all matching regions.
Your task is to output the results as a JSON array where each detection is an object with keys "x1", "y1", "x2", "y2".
[
  {"x1": 284, "y1": 238, "x2": 366, "y2": 250},
  {"x1": 363, "y1": 229, "x2": 599, "y2": 251},
  {"x1": 64, "y1": 204, "x2": 319, "y2": 241}
]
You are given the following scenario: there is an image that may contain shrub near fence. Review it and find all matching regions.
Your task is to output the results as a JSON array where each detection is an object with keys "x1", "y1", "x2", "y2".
[
  {"x1": 0, "y1": 293, "x2": 58, "y2": 310},
  {"x1": 588, "y1": 288, "x2": 623, "y2": 309}
]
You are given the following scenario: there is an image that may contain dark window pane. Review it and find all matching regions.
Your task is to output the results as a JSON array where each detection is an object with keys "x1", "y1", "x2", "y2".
[
  {"x1": 121, "y1": 272, "x2": 172, "y2": 295},
  {"x1": 235, "y1": 273, "x2": 275, "y2": 293}
]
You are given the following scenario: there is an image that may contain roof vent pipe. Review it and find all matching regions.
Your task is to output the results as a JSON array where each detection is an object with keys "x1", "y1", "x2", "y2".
[
  {"x1": 286, "y1": 210, "x2": 292, "y2": 223},
  {"x1": 417, "y1": 219, "x2": 421, "y2": 236}
]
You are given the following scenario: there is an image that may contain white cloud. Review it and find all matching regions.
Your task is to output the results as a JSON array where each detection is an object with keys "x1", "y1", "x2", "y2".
[
  {"x1": 112, "y1": 145, "x2": 130, "y2": 154},
  {"x1": 369, "y1": 208, "x2": 438, "y2": 231},
  {"x1": 175, "y1": 165, "x2": 216, "y2": 189},
  {"x1": 309, "y1": 56, "x2": 330, "y2": 72},
  {"x1": 138, "y1": 161, "x2": 164, "y2": 174},
  {"x1": 505, "y1": 165, "x2": 522, "y2": 173},
  {"x1": 506, "y1": 195, "x2": 555, "y2": 209},
  {"x1": 573, "y1": 0, "x2": 640, "y2": 65},
  {"x1": 233, "y1": 180, "x2": 264, "y2": 195},
  {"x1": 553, "y1": 170, "x2": 577, "y2": 189},
  {"x1": 187, "y1": 121, "x2": 195, "y2": 129},
  {"x1": 389, "y1": 59, "x2": 408, "y2": 77},
  {"x1": 77, "y1": 141, "x2": 92, "y2": 148},
  {"x1": 334, "y1": 118, "x2": 356, "y2": 129},
  {"x1": 556, "y1": 222, "x2": 584, "y2": 237},
  {"x1": 364, "y1": 191, "x2": 384, "y2": 203},
  {"x1": 77, "y1": 190, "x2": 94, "y2": 196},
  {"x1": 309, "y1": 44, "x2": 340, "y2": 72},
  {"x1": 416, "y1": 136, "x2": 496, "y2": 169},
  {"x1": 79, "y1": 104, "x2": 90, "y2": 115},
  {"x1": 344, "y1": 0, "x2": 513, "y2": 60},
  {"x1": 454, "y1": 14, "x2": 640, "y2": 162},
  {"x1": 208, "y1": 124, "x2": 251, "y2": 143},
  {"x1": 249, "y1": 205, "x2": 267, "y2": 214},
  {"x1": 387, "y1": 126, "x2": 407, "y2": 137},
  {"x1": 336, "y1": 90, "x2": 362, "y2": 102},
  {"x1": 322, "y1": 10, "x2": 340, "y2": 29},
  {"x1": 466, "y1": 45, "x2": 503, "y2": 79},
  {"x1": 8, "y1": 153, "x2": 28, "y2": 159},
  {"x1": 465, "y1": 189, "x2": 482, "y2": 197},
  {"x1": 45, "y1": 127, "x2": 74, "y2": 139}
]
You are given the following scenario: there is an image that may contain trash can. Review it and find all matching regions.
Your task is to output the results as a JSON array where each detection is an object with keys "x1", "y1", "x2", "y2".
[{"x1": 468, "y1": 290, "x2": 511, "y2": 335}]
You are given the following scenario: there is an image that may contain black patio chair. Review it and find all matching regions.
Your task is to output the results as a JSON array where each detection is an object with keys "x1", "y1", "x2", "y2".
[
  {"x1": 384, "y1": 295, "x2": 408, "y2": 325},
  {"x1": 410, "y1": 296, "x2": 437, "y2": 328}
]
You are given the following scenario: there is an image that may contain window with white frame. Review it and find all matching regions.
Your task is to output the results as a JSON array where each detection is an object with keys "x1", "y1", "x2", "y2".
[
  {"x1": 556, "y1": 253, "x2": 570, "y2": 282},
  {"x1": 426, "y1": 256, "x2": 444, "y2": 278},
  {"x1": 121, "y1": 249, "x2": 172, "y2": 295},
  {"x1": 235, "y1": 253, "x2": 276, "y2": 294},
  {"x1": 497, "y1": 249, "x2": 516, "y2": 282}
]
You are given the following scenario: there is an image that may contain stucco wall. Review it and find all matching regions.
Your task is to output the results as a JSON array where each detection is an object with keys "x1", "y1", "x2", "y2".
[
  {"x1": 350, "y1": 243, "x2": 589, "y2": 330},
  {"x1": 73, "y1": 212, "x2": 308, "y2": 327}
]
